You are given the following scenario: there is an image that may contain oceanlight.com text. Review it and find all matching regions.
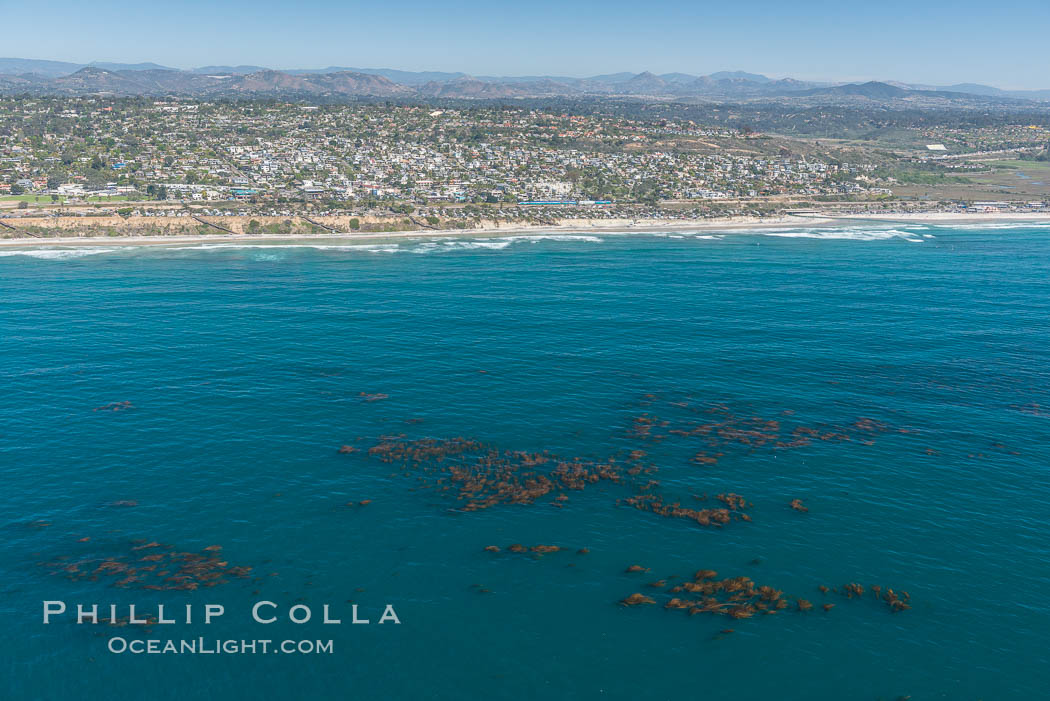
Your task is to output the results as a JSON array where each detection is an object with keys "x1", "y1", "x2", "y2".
[{"x1": 107, "y1": 637, "x2": 334, "y2": 655}]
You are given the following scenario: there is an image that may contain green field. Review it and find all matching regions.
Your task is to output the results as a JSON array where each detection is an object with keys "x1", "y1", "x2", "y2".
[
  {"x1": 965, "y1": 160, "x2": 1050, "y2": 196},
  {"x1": 982, "y1": 159, "x2": 1050, "y2": 173},
  {"x1": 0, "y1": 195, "x2": 58, "y2": 203},
  {"x1": 892, "y1": 158, "x2": 1050, "y2": 201}
]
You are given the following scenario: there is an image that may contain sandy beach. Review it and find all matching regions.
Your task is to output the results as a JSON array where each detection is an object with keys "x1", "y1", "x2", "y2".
[
  {"x1": 1, "y1": 211, "x2": 1048, "y2": 250},
  {"x1": 0, "y1": 214, "x2": 835, "y2": 248},
  {"x1": 835, "y1": 211, "x2": 1050, "y2": 224}
]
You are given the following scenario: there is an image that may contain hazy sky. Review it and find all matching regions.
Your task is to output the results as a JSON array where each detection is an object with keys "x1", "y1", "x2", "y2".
[{"x1": 5, "y1": 0, "x2": 1048, "y2": 88}]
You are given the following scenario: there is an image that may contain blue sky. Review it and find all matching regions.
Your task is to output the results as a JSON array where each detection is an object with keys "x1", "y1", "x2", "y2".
[{"x1": 5, "y1": 0, "x2": 1049, "y2": 88}]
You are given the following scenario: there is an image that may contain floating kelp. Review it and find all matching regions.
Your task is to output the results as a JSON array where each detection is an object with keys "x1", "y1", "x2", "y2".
[
  {"x1": 356, "y1": 395, "x2": 906, "y2": 521},
  {"x1": 1012, "y1": 402, "x2": 1048, "y2": 417},
  {"x1": 626, "y1": 414, "x2": 670, "y2": 441},
  {"x1": 346, "y1": 403, "x2": 918, "y2": 633},
  {"x1": 365, "y1": 436, "x2": 645, "y2": 512},
  {"x1": 485, "y1": 544, "x2": 564, "y2": 554},
  {"x1": 93, "y1": 401, "x2": 133, "y2": 412},
  {"x1": 105, "y1": 500, "x2": 139, "y2": 507},
  {"x1": 368, "y1": 437, "x2": 484, "y2": 463},
  {"x1": 624, "y1": 395, "x2": 912, "y2": 462},
  {"x1": 657, "y1": 571, "x2": 794, "y2": 619},
  {"x1": 716, "y1": 493, "x2": 750, "y2": 510},
  {"x1": 824, "y1": 583, "x2": 912, "y2": 613},
  {"x1": 621, "y1": 569, "x2": 911, "y2": 624},
  {"x1": 880, "y1": 588, "x2": 911, "y2": 613},
  {"x1": 618, "y1": 493, "x2": 750, "y2": 528},
  {"x1": 41, "y1": 541, "x2": 251, "y2": 591}
]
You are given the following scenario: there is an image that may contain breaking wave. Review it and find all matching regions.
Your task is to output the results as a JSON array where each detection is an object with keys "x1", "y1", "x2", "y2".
[
  {"x1": 935, "y1": 220, "x2": 1050, "y2": 230},
  {"x1": 2, "y1": 225, "x2": 1003, "y2": 261},
  {"x1": 757, "y1": 227, "x2": 926, "y2": 242},
  {"x1": 0, "y1": 247, "x2": 121, "y2": 259}
]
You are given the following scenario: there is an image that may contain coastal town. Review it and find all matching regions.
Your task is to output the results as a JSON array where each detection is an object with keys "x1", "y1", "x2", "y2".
[
  {"x1": 1, "y1": 96, "x2": 1048, "y2": 236},
  {"x1": 4, "y1": 0, "x2": 1050, "y2": 691}
]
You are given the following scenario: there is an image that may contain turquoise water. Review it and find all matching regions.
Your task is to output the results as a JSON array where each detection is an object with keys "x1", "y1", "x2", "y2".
[{"x1": 2, "y1": 223, "x2": 1049, "y2": 700}]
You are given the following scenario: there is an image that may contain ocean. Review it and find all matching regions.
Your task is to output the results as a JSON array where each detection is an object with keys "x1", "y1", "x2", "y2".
[{"x1": 1, "y1": 222, "x2": 1048, "y2": 700}]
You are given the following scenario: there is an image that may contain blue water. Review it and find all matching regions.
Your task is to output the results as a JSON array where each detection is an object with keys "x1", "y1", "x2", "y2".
[{"x1": 2, "y1": 224, "x2": 1049, "y2": 700}]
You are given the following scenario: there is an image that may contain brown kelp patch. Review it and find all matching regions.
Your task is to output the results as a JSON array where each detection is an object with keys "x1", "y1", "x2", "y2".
[
  {"x1": 366, "y1": 436, "x2": 651, "y2": 512},
  {"x1": 621, "y1": 569, "x2": 912, "y2": 622},
  {"x1": 658, "y1": 570, "x2": 793, "y2": 619},
  {"x1": 484, "y1": 544, "x2": 565, "y2": 554},
  {"x1": 625, "y1": 395, "x2": 911, "y2": 465},
  {"x1": 822, "y1": 582, "x2": 913, "y2": 613},
  {"x1": 41, "y1": 541, "x2": 252, "y2": 591},
  {"x1": 93, "y1": 401, "x2": 133, "y2": 412},
  {"x1": 618, "y1": 493, "x2": 751, "y2": 528},
  {"x1": 361, "y1": 433, "x2": 756, "y2": 532}
]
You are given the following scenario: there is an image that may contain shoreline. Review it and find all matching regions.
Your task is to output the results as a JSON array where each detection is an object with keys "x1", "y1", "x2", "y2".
[
  {"x1": 834, "y1": 211, "x2": 1050, "y2": 224},
  {"x1": 0, "y1": 215, "x2": 832, "y2": 248},
  {"x1": 1, "y1": 212, "x2": 1048, "y2": 249}
]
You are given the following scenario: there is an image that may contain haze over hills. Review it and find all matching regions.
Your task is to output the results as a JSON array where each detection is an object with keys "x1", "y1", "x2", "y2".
[{"x1": 1, "y1": 57, "x2": 1049, "y2": 103}]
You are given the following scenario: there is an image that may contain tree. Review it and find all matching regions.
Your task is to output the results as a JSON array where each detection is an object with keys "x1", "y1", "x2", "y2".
[{"x1": 348, "y1": 217, "x2": 361, "y2": 230}]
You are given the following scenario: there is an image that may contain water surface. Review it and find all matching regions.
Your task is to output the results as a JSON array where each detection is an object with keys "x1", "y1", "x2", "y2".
[{"x1": 2, "y1": 223, "x2": 1048, "y2": 700}]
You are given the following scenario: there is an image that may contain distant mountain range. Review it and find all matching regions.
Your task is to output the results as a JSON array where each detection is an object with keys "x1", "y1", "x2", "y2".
[{"x1": 2, "y1": 57, "x2": 1049, "y2": 103}]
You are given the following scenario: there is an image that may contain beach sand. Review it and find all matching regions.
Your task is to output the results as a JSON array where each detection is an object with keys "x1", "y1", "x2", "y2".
[
  {"x1": 0, "y1": 215, "x2": 834, "y2": 249},
  {"x1": 835, "y1": 211, "x2": 1050, "y2": 224},
  {"x1": 1, "y1": 211, "x2": 1048, "y2": 250}
]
